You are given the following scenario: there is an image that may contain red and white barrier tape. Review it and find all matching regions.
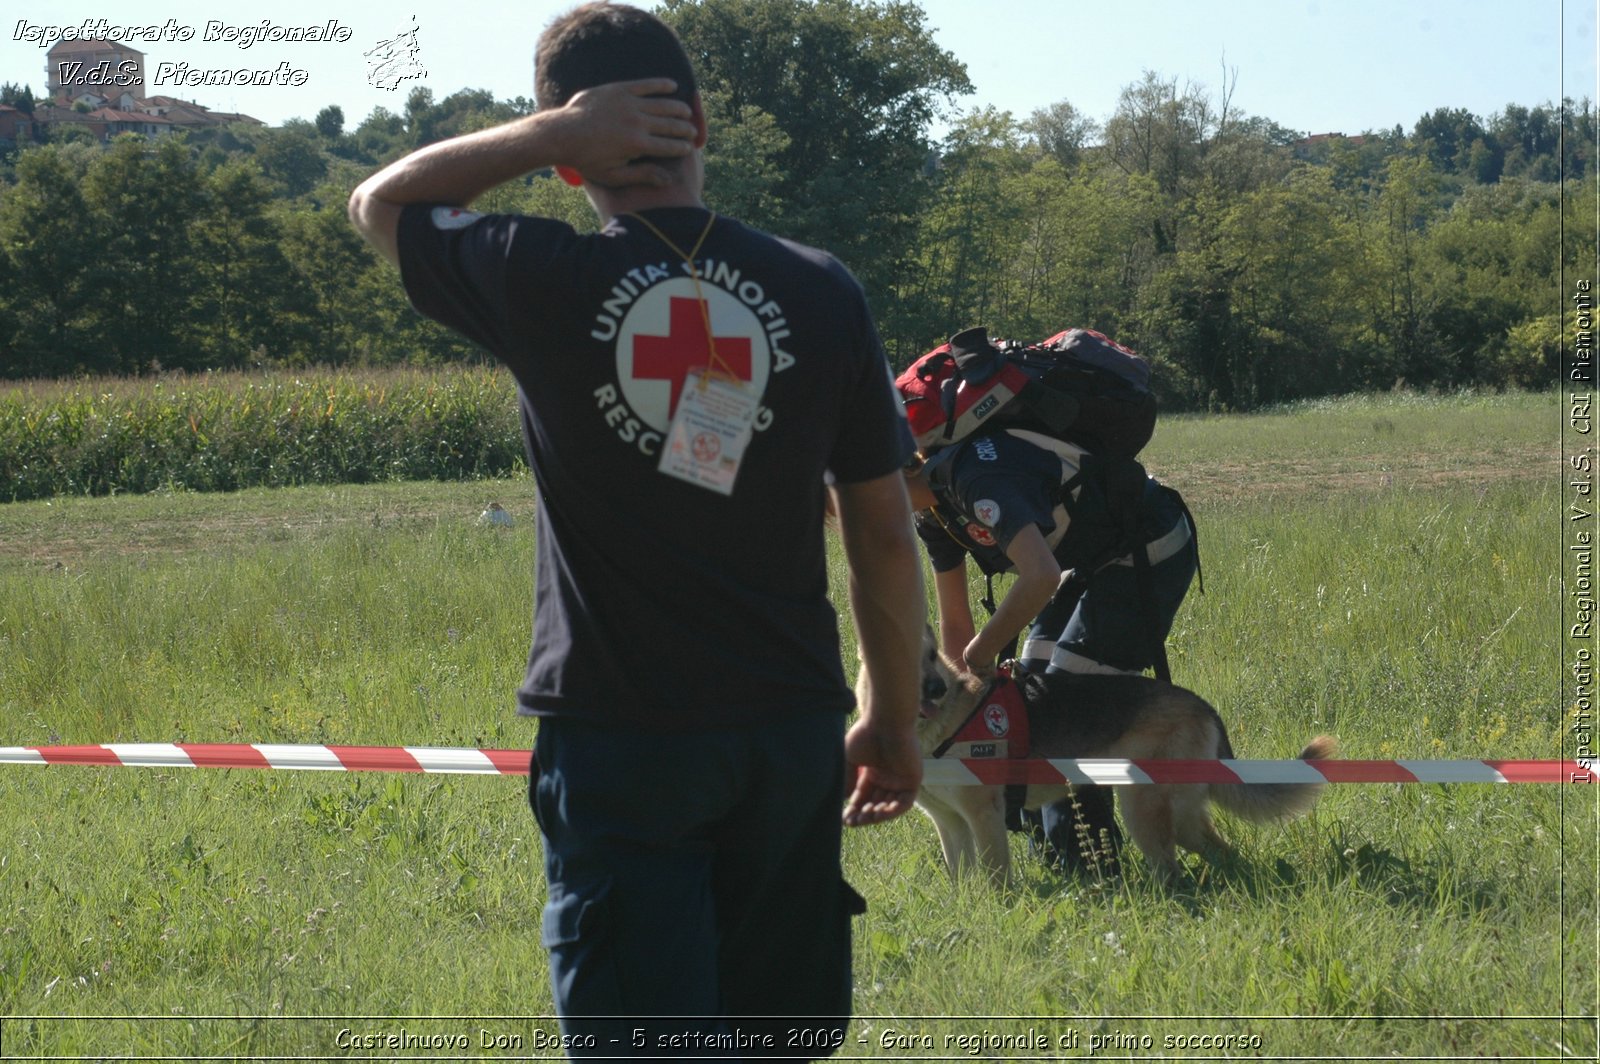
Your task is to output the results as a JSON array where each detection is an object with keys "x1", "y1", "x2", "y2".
[
  {"x1": 920, "y1": 757, "x2": 1595, "y2": 786},
  {"x1": 0, "y1": 744, "x2": 1593, "y2": 785},
  {"x1": 0, "y1": 743, "x2": 528, "y2": 774}
]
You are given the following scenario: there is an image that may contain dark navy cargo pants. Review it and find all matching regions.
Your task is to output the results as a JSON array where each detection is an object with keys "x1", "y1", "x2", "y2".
[
  {"x1": 1019, "y1": 482, "x2": 1200, "y2": 872},
  {"x1": 530, "y1": 712, "x2": 861, "y2": 1060}
]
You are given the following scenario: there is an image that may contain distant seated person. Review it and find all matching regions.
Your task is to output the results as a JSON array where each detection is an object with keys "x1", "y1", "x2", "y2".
[{"x1": 900, "y1": 423, "x2": 1199, "y2": 874}]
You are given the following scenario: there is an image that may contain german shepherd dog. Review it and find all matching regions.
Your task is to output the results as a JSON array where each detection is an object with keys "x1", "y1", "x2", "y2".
[{"x1": 899, "y1": 632, "x2": 1337, "y2": 886}]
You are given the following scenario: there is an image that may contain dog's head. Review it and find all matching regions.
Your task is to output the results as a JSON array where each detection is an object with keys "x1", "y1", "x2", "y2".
[
  {"x1": 916, "y1": 624, "x2": 949, "y2": 714},
  {"x1": 912, "y1": 626, "x2": 992, "y2": 756},
  {"x1": 854, "y1": 626, "x2": 991, "y2": 756}
]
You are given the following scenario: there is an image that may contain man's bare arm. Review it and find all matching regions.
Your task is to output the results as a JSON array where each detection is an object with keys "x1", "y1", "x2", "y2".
[
  {"x1": 931, "y1": 562, "x2": 976, "y2": 667},
  {"x1": 833, "y1": 471, "x2": 926, "y2": 827},
  {"x1": 347, "y1": 78, "x2": 696, "y2": 267},
  {"x1": 963, "y1": 523, "x2": 1058, "y2": 672}
]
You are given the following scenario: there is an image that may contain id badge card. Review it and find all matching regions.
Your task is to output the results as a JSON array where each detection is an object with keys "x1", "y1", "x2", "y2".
[{"x1": 658, "y1": 370, "x2": 758, "y2": 495}]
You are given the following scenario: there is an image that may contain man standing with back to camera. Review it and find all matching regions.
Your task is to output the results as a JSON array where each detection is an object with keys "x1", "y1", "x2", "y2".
[{"x1": 348, "y1": 2, "x2": 926, "y2": 1057}]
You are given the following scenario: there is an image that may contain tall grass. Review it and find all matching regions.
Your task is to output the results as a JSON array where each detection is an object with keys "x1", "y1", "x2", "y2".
[
  {"x1": 1, "y1": 512, "x2": 535, "y2": 750},
  {"x1": 0, "y1": 391, "x2": 1592, "y2": 1060},
  {"x1": 0, "y1": 368, "x2": 524, "y2": 502}
]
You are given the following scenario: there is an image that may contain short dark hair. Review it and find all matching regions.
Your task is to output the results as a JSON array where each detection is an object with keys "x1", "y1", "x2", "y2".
[{"x1": 535, "y1": 3, "x2": 698, "y2": 111}]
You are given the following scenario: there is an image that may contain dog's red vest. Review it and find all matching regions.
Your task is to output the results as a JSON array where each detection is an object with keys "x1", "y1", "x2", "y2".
[{"x1": 936, "y1": 675, "x2": 1031, "y2": 760}]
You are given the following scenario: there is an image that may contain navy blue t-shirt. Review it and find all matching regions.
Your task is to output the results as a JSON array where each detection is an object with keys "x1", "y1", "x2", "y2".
[
  {"x1": 914, "y1": 430, "x2": 1156, "y2": 576},
  {"x1": 397, "y1": 204, "x2": 912, "y2": 728}
]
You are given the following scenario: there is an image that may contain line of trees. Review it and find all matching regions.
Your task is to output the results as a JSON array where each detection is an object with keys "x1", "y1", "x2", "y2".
[{"x1": 0, "y1": 0, "x2": 1592, "y2": 409}]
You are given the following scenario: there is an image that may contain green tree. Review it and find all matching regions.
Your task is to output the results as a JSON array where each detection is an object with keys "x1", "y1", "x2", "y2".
[
  {"x1": 1498, "y1": 313, "x2": 1560, "y2": 388},
  {"x1": 1036, "y1": 168, "x2": 1162, "y2": 340},
  {"x1": 1418, "y1": 179, "x2": 1563, "y2": 386},
  {"x1": 1201, "y1": 114, "x2": 1296, "y2": 196},
  {"x1": 1412, "y1": 106, "x2": 1487, "y2": 174},
  {"x1": 1133, "y1": 181, "x2": 1248, "y2": 408},
  {"x1": 1463, "y1": 137, "x2": 1503, "y2": 184},
  {"x1": 407, "y1": 88, "x2": 531, "y2": 146},
  {"x1": 314, "y1": 105, "x2": 346, "y2": 140},
  {"x1": 251, "y1": 124, "x2": 329, "y2": 197},
  {"x1": 277, "y1": 200, "x2": 370, "y2": 364},
  {"x1": 1217, "y1": 168, "x2": 1367, "y2": 401},
  {"x1": 346, "y1": 106, "x2": 408, "y2": 165},
  {"x1": 81, "y1": 136, "x2": 207, "y2": 372},
  {"x1": 1491, "y1": 103, "x2": 1561, "y2": 180},
  {"x1": 701, "y1": 95, "x2": 790, "y2": 232},
  {"x1": 907, "y1": 108, "x2": 1031, "y2": 340},
  {"x1": 404, "y1": 87, "x2": 435, "y2": 142},
  {"x1": 0, "y1": 146, "x2": 103, "y2": 376},
  {"x1": 0, "y1": 237, "x2": 15, "y2": 363},
  {"x1": 1355, "y1": 154, "x2": 1445, "y2": 387},
  {"x1": 1564, "y1": 174, "x2": 1600, "y2": 282},
  {"x1": 191, "y1": 158, "x2": 296, "y2": 366},
  {"x1": 1102, "y1": 71, "x2": 1218, "y2": 250},
  {"x1": 1026, "y1": 100, "x2": 1098, "y2": 172},
  {"x1": 1561, "y1": 97, "x2": 1597, "y2": 180},
  {"x1": 49, "y1": 123, "x2": 98, "y2": 146},
  {"x1": 662, "y1": 0, "x2": 971, "y2": 357},
  {"x1": 0, "y1": 83, "x2": 35, "y2": 115},
  {"x1": 1105, "y1": 72, "x2": 1198, "y2": 188}
]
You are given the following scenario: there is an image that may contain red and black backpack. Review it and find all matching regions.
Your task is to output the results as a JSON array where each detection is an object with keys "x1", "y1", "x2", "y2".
[
  {"x1": 895, "y1": 325, "x2": 1157, "y2": 459},
  {"x1": 900, "y1": 325, "x2": 1195, "y2": 686}
]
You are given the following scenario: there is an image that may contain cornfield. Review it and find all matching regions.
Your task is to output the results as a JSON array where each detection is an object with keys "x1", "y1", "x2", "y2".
[{"x1": 0, "y1": 367, "x2": 525, "y2": 502}]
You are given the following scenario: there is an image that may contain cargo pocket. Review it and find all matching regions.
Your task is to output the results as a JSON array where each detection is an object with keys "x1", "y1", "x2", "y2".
[
  {"x1": 840, "y1": 880, "x2": 867, "y2": 918},
  {"x1": 836, "y1": 880, "x2": 868, "y2": 1002},
  {"x1": 541, "y1": 882, "x2": 608, "y2": 949},
  {"x1": 540, "y1": 880, "x2": 623, "y2": 1018},
  {"x1": 805, "y1": 881, "x2": 868, "y2": 1036}
]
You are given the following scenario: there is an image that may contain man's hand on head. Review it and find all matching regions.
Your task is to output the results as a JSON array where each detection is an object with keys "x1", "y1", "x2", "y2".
[
  {"x1": 553, "y1": 78, "x2": 699, "y2": 188},
  {"x1": 348, "y1": 76, "x2": 701, "y2": 266}
]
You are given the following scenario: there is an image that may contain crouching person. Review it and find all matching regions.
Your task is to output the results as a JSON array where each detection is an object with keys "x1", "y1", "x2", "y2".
[{"x1": 901, "y1": 423, "x2": 1198, "y2": 875}]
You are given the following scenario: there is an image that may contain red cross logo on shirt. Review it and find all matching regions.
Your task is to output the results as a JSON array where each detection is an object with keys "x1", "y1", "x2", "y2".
[{"x1": 633, "y1": 297, "x2": 753, "y2": 414}]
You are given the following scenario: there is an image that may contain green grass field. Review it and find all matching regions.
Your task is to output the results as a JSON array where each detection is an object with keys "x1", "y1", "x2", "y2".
[{"x1": 0, "y1": 390, "x2": 1594, "y2": 1060}]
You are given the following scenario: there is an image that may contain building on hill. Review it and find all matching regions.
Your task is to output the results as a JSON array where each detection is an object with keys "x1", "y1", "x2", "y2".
[
  {"x1": 45, "y1": 38, "x2": 146, "y2": 102},
  {"x1": 26, "y1": 105, "x2": 101, "y2": 141},
  {"x1": 1291, "y1": 131, "x2": 1373, "y2": 163},
  {"x1": 0, "y1": 103, "x2": 35, "y2": 146},
  {"x1": 138, "y1": 96, "x2": 261, "y2": 129},
  {"x1": 28, "y1": 101, "x2": 252, "y2": 143},
  {"x1": 88, "y1": 108, "x2": 177, "y2": 139},
  {"x1": 61, "y1": 88, "x2": 143, "y2": 112},
  {"x1": 26, "y1": 38, "x2": 262, "y2": 141},
  {"x1": 1294, "y1": 132, "x2": 1369, "y2": 149}
]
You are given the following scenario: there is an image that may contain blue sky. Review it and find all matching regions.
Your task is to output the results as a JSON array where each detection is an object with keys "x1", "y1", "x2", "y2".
[{"x1": 2, "y1": 0, "x2": 1593, "y2": 136}]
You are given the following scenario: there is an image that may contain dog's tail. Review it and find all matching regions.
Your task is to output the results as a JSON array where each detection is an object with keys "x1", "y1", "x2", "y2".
[{"x1": 1209, "y1": 734, "x2": 1339, "y2": 823}]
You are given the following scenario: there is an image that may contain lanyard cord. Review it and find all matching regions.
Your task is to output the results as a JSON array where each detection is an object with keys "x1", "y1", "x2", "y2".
[{"x1": 624, "y1": 210, "x2": 740, "y2": 391}]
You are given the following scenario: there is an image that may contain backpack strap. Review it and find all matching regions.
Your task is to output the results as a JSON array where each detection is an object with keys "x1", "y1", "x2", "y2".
[
  {"x1": 1165, "y1": 485, "x2": 1204, "y2": 595},
  {"x1": 947, "y1": 326, "x2": 1006, "y2": 376},
  {"x1": 1059, "y1": 455, "x2": 1174, "y2": 683},
  {"x1": 935, "y1": 328, "x2": 1010, "y2": 442},
  {"x1": 1103, "y1": 456, "x2": 1172, "y2": 684}
]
